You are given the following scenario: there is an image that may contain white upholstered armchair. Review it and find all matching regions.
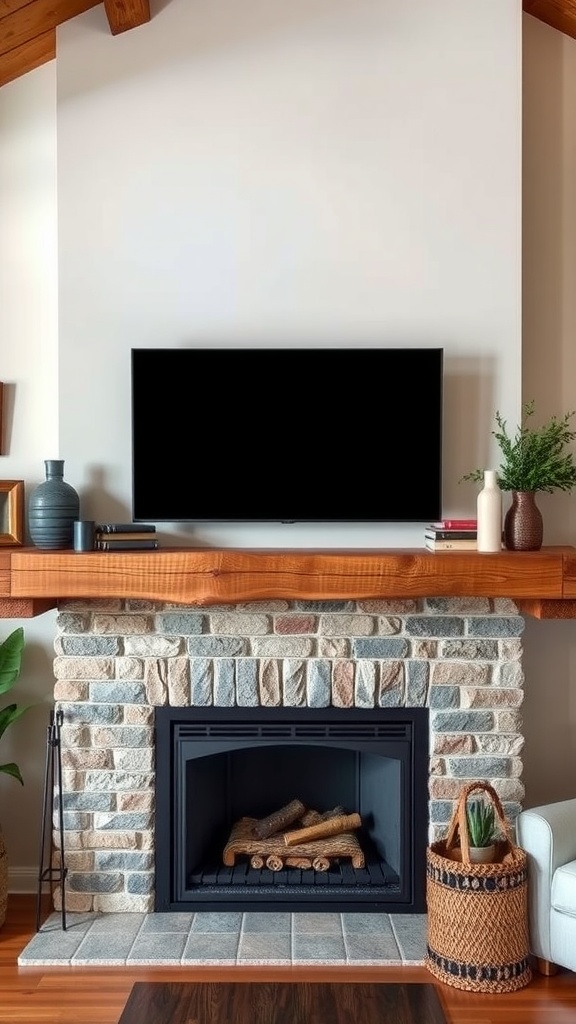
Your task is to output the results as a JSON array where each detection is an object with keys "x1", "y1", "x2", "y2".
[{"x1": 516, "y1": 798, "x2": 576, "y2": 974}]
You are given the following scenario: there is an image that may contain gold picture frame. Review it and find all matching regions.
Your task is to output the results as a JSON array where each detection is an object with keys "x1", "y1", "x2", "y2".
[{"x1": 0, "y1": 480, "x2": 24, "y2": 546}]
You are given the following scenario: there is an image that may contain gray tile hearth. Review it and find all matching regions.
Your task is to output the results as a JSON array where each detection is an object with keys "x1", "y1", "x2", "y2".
[{"x1": 18, "y1": 911, "x2": 428, "y2": 967}]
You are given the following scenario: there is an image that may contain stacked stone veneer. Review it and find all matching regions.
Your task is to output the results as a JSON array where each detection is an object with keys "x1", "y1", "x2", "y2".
[{"x1": 52, "y1": 595, "x2": 526, "y2": 913}]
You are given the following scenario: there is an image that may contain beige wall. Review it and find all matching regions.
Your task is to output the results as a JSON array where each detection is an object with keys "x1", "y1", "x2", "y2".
[{"x1": 520, "y1": 14, "x2": 576, "y2": 806}]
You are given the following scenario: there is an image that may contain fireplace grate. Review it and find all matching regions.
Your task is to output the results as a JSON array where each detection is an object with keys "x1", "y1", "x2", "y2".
[{"x1": 188, "y1": 853, "x2": 400, "y2": 892}]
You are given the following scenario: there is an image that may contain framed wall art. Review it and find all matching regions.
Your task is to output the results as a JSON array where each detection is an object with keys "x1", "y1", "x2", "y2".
[{"x1": 0, "y1": 480, "x2": 24, "y2": 545}]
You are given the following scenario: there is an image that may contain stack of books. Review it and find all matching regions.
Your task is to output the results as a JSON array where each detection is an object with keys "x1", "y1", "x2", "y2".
[
  {"x1": 424, "y1": 519, "x2": 477, "y2": 552},
  {"x1": 95, "y1": 523, "x2": 158, "y2": 551}
]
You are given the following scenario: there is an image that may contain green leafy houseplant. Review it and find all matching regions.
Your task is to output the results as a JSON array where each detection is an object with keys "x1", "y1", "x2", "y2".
[
  {"x1": 463, "y1": 401, "x2": 576, "y2": 493},
  {"x1": 466, "y1": 798, "x2": 497, "y2": 849},
  {"x1": 0, "y1": 627, "x2": 28, "y2": 785}
]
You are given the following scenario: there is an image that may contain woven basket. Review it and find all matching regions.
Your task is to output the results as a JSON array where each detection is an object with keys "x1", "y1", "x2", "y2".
[
  {"x1": 0, "y1": 827, "x2": 8, "y2": 929},
  {"x1": 426, "y1": 781, "x2": 532, "y2": 993}
]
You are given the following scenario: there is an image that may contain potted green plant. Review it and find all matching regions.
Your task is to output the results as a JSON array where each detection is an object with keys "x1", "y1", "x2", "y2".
[
  {"x1": 465, "y1": 797, "x2": 498, "y2": 863},
  {"x1": 463, "y1": 401, "x2": 576, "y2": 550},
  {"x1": 0, "y1": 626, "x2": 27, "y2": 929}
]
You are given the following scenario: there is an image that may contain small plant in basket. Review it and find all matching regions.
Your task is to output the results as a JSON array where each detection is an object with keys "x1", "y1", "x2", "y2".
[{"x1": 466, "y1": 798, "x2": 498, "y2": 861}]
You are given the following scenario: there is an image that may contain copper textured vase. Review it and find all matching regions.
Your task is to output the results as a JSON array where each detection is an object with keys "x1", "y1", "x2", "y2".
[{"x1": 503, "y1": 491, "x2": 543, "y2": 551}]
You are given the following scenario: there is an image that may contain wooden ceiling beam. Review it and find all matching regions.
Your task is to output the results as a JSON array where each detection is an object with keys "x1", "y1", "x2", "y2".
[
  {"x1": 0, "y1": 0, "x2": 99, "y2": 58},
  {"x1": 0, "y1": 26, "x2": 53, "y2": 89},
  {"x1": 523, "y1": 0, "x2": 576, "y2": 39},
  {"x1": 103, "y1": 0, "x2": 150, "y2": 36}
]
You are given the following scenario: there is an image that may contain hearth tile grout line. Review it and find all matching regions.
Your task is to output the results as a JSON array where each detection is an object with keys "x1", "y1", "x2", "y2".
[{"x1": 18, "y1": 911, "x2": 428, "y2": 968}]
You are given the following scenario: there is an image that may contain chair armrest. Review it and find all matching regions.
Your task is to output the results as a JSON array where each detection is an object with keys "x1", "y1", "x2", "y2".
[{"x1": 516, "y1": 798, "x2": 576, "y2": 961}]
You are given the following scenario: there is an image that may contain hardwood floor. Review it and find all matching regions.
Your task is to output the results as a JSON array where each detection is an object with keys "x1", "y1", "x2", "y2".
[{"x1": 2, "y1": 895, "x2": 576, "y2": 1024}]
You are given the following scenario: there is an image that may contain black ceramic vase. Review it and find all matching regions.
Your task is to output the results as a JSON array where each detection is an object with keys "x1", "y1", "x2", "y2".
[
  {"x1": 28, "y1": 460, "x2": 80, "y2": 550},
  {"x1": 503, "y1": 491, "x2": 543, "y2": 551}
]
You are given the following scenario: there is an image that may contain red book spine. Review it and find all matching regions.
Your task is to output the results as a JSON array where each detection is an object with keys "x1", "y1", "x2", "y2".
[{"x1": 432, "y1": 519, "x2": 478, "y2": 529}]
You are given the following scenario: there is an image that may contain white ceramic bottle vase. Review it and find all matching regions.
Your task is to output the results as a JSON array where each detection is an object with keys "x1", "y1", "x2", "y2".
[{"x1": 477, "y1": 469, "x2": 502, "y2": 552}]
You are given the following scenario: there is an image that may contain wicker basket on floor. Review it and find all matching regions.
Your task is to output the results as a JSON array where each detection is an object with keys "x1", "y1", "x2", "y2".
[
  {"x1": 0, "y1": 827, "x2": 8, "y2": 929},
  {"x1": 426, "y1": 781, "x2": 532, "y2": 993}
]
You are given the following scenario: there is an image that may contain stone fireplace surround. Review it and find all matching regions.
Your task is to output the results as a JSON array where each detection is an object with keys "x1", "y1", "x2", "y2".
[{"x1": 50, "y1": 593, "x2": 525, "y2": 915}]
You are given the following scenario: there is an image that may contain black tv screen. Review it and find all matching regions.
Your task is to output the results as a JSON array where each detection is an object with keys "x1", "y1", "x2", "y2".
[{"x1": 131, "y1": 347, "x2": 443, "y2": 523}]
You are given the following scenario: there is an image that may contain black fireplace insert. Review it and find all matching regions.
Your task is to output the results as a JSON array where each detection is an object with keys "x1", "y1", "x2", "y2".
[{"x1": 155, "y1": 705, "x2": 429, "y2": 913}]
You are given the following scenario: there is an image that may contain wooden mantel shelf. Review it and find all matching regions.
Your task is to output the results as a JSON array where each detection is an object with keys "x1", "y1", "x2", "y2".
[{"x1": 3, "y1": 546, "x2": 576, "y2": 619}]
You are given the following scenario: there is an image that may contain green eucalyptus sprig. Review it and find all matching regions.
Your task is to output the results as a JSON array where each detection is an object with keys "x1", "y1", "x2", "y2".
[
  {"x1": 0, "y1": 627, "x2": 28, "y2": 785},
  {"x1": 462, "y1": 401, "x2": 576, "y2": 493}
]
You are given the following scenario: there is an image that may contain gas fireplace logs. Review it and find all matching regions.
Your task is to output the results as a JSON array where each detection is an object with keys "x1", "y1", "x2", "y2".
[
  {"x1": 252, "y1": 799, "x2": 306, "y2": 839},
  {"x1": 223, "y1": 802, "x2": 365, "y2": 871},
  {"x1": 282, "y1": 812, "x2": 362, "y2": 847}
]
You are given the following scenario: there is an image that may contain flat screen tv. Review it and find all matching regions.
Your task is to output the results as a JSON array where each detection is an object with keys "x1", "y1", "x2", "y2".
[{"x1": 131, "y1": 347, "x2": 443, "y2": 523}]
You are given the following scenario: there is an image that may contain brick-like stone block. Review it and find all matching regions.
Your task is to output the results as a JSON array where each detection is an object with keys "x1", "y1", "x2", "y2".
[
  {"x1": 95, "y1": 851, "x2": 153, "y2": 871},
  {"x1": 353, "y1": 637, "x2": 408, "y2": 659},
  {"x1": 355, "y1": 661, "x2": 376, "y2": 708},
  {"x1": 83, "y1": 831, "x2": 140, "y2": 849},
  {"x1": 67, "y1": 872, "x2": 122, "y2": 893},
  {"x1": 476, "y1": 734, "x2": 524, "y2": 756},
  {"x1": 126, "y1": 872, "x2": 154, "y2": 894},
  {"x1": 54, "y1": 657, "x2": 115, "y2": 680},
  {"x1": 429, "y1": 685, "x2": 460, "y2": 710},
  {"x1": 94, "y1": 812, "x2": 153, "y2": 831},
  {"x1": 143, "y1": 661, "x2": 169, "y2": 707},
  {"x1": 84, "y1": 770, "x2": 153, "y2": 791},
  {"x1": 113, "y1": 749, "x2": 154, "y2": 772},
  {"x1": 406, "y1": 660, "x2": 429, "y2": 706},
  {"x1": 319, "y1": 637, "x2": 350, "y2": 658},
  {"x1": 405, "y1": 616, "x2": 464, "y2": 637},
  {"x1": 93, "y1": 726, "x2": 153, "y2": 748},
  {"x1": 359, "y1": 600, "x2": 418, "y2": 613},
  {"x1": 93, "y1": 614, "x2": 152, "y2": 635},
  {"x1": 468, "y1": 616, "x2": 524, "y2": 637},
  {"x1": 89, "y1": 682, "x2": 147, "y2": 705},
  {"x1": 167, "y1": 658, "x2": 190, "y2": 706},
  {"x1": 54, "y1": 681, "x2": 90, "y2": 701},
  {"x1": 214, "y1": 658, "x2": 236, "y2": 706},
  {"x1": 332, "y1": 661, "x2": 354, "y2": 708},
  {"x1": 441, "y1": 639, "x2": 499, "y2": 659},
  {"x1": 117, "y1": 657, "x2": 144, "y2": 680},
  {"x1": 156, "y1": 612, "x2": 204, "y2": 634},
  {"x1": 282, "y1": 659, "x2": 306, "y2": 707},
  {"x1": 252, "y1": 637, "x2": 314, "y2": 658},
  {"x1": 118, "y1": 792, "x2": 154, "y2": 812},
  {"x1": 320, "y1": 615, "x2": 375, "y2": 637},
  {"x1": 125, "y1": 636, "x2": 183, "y2": 657},
  {"x1": 190, "y1": 658, "x2": 214, "y2": 706},
  {"x1": 274, "y1": 615, "x2": 317, "y2": 634},
  {"x1": 431, "y1": 661, "x2": 490, "y2": 686},
  {"x1": 259, "y1": 659, "x2": 281, "y2": 706},
  {"x1": 236, "y1": 658, "x2": 258, "y2": 706},
  {"x1": 94, "y1": 894, "x2": 154, "y2": 913},
  {"x1": 209, "y1": 613, "x2": 271, "y2": 635},
  {"x1": 461, "y1": 688, "x2": 523, "y2": 709},
  {"x1": 433, "y1": 734, "x2": 475, "y2": 756}
]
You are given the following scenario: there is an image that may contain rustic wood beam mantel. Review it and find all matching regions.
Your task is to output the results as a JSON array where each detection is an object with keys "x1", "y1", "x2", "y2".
[{"x1": 2, "y1": 546, "x2": 576, "y2": 618}]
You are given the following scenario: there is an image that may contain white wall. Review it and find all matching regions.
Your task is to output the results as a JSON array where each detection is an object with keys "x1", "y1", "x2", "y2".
[
  {"x1": 13, "y1": 0, "x2": 576, "y2": 880},
  {"x1": 0, "y1": 63, "x2": 58, "y2": 885},
  {"x1": 56, "y1": 0, "x2": 521, "y2": 548}
]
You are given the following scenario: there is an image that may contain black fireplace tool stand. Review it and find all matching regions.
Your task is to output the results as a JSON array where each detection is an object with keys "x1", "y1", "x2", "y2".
[{"x1": 36, "y1": 708, "x2": 67, "y2": 931}]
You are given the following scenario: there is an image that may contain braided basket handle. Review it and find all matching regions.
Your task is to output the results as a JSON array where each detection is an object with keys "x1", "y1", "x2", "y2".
[{"x1": 445, "y1": 781, "x2": 511, "y2": 864}]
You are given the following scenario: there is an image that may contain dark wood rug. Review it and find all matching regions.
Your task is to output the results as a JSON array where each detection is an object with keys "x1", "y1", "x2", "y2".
[{"x1": 117, "y1": 981, "x2": 447, "y2": 1024}]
